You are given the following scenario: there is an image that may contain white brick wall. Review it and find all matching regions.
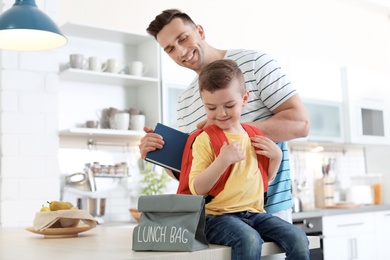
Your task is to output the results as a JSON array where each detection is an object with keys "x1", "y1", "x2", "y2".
[{"x1": 0, "y1": 0, "x2": 62, "y2": 227}]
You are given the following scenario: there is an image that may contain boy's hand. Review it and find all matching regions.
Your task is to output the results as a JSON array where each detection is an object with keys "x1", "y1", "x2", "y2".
[
  {"x1": 219, "y1": 141, "x2": 246, "y2": 164},
  {"x1": 250, "y1": 136, "x2": 282, "y2": 161}
]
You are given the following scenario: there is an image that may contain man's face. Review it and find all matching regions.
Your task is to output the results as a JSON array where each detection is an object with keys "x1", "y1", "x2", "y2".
[{"x1": 157, "y1": 18, "x2": 206, "y2": 74}]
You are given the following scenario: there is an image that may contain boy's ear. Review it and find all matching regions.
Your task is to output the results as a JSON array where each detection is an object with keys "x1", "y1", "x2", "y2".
[{"x1": 242, "y1": 90, "x2": 249, "y2": 106}]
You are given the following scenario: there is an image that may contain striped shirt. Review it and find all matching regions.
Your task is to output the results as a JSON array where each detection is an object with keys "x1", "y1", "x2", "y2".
[{"x1": 177, "y1": 49, "x2": 294, "y2": 214}]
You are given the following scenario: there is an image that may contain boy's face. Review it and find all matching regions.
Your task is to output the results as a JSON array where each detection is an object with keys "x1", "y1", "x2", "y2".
[{"x1": 200, "y1": 78, "x2": 249, "y2": 131}]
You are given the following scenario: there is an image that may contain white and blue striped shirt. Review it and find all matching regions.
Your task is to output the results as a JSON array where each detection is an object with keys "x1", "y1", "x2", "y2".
[{"x1": 177, "y1": 49, "x2": 295, "y2": 214}]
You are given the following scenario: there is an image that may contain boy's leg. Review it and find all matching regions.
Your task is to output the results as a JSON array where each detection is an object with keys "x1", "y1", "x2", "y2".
[
  {"x1": 205, "y1": 213, "x2": 262, "y2": 260},
  {"x1": 250, "y1": 213, "x2": 310, "y2": 260}
]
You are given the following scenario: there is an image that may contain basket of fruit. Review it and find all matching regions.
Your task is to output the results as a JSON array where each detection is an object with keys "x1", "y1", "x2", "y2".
[{"x1": 26, "y1": 200, "x2": 98, "y2": 238}]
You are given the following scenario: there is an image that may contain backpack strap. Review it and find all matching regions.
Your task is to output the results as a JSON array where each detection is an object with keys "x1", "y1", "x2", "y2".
[
  {"x1": 241, "y1": 124, "x2": 269, "y2": 192},
  {"x1": 176, "y1": 128, "x2": 204, "y2": 195},
  {"x1": 204, "y1": 125, "x2": 232, "y2": 198},
  {"x1": 176, "y1": 124, "x2": 270, "y2": 204}
]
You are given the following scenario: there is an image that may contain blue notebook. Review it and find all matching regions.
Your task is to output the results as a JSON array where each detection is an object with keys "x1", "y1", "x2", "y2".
[{"x1": 145, "y1": 123, "x2": 189, "y2": 172}]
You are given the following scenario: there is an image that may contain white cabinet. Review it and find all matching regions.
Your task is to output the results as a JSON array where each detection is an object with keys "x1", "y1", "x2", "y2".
[
  {"x1": 322, "y1": 212, "x2": 376, "y2": 260},
  {"x1": 286, "y1": 59, "x2": 346, "y2": 143},
  {"x1": 375, "y1": 210, "x2": 390, "y2": 260},
  {"x1": 341, "y1": 67, "x2": 390, "y2": 145},
  {"x1": 287, "y1": 60, "x2": 343, "y2": 102},
  {"x1": 295, "y1": 98, "x2": 344, "y2": 143},
  {"x1": 58, "y1": 22, "x2": 161, "y2": 143}
]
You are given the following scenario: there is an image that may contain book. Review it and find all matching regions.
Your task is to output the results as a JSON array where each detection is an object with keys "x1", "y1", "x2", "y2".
[{"x1": 145, "y1": 123, "x2": 189, "y2": 172}]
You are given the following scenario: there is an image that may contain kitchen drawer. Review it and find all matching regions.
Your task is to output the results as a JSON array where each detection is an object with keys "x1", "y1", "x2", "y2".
[{"x1": 322, "y1": 212, "x2": 375, "y2": 236}]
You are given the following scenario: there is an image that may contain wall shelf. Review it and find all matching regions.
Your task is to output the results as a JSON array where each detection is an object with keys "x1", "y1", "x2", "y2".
[
  {"x1": 59, "y1": 68, "x2": 158, "y2": 87},
  {"x1": 59, "y1": 127, "x2": 144, "y2": 137},
  {"x1": 59, "y1": 128, "x2": 144, "y2": 149},
  {"x1": 60, "y1": 22, "x2": 150, "y2": 45}
]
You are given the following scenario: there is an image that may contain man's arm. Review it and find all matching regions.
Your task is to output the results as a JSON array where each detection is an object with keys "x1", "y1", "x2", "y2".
[{"x1": 248, "y1": 94, "x2": 310, "y2": 142}]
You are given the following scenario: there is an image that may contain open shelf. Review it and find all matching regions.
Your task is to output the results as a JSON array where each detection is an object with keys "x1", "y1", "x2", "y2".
[{"x1": 59, "y1": 68, "x2": 158, "y2": 87}]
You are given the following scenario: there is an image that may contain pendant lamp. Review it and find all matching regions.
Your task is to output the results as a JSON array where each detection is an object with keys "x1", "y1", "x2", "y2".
[{"x1": 0, "y1": 0, "x2": 67, "y2": 51}]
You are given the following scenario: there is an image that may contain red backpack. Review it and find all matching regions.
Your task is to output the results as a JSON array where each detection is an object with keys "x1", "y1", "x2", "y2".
[{"x1": 176, "y1": 124, "x2": 269, "y2": 203}]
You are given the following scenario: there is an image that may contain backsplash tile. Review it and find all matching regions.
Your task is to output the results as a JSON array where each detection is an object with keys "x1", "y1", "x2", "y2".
[{"x1": 289, "y1": 143, "x2": 366, "y2": 210}]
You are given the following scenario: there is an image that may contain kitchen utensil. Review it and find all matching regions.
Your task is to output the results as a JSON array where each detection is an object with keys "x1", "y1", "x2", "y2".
[
  {"x1": 86, "y1": 120, "x2": 99, "y2": 128},
  {"x1": 69, "y1": 54, "x2": 87, "y2": 69},
  {"x1": 346, "y1": 185, "x2": 373, "y2": 205},
  {"x1": 65, "y1": 167, "x2": 96, "y2": 192},
  {"x1": 88, "y1": 56, "x2": 107, "y2": 72},
  {"x1": 77, "y1": 198, "x2": 106, "y2": 217},
  {"x1": 114, "y1": 112, "x2": 130, "y2": 130},
  {"x1": 293, "y1": 196, "x2": 302, "y2": 212},
  {"x1": 130, "y1": 114, "x2": 145, "y2": 131},
  {"x1": 105, "y1": 58, "x2": 122, "y2": 73},
  {"x1": 128, "y1": 61, "x2": 148, "y2": 76}
]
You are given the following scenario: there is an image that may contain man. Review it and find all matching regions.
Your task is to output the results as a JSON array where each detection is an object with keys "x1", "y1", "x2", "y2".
[{"x1": 139, "y1": 9, "x2": 309, "y2": 222}]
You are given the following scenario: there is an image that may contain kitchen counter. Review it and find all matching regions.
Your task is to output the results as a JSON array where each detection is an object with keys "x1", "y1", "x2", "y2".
[
  {"x1": 0, "y1": 224, "x2": 319, "y2": 259},
  {"x1": 292, "y1": 204, "x2": 390, "y2": 219}
]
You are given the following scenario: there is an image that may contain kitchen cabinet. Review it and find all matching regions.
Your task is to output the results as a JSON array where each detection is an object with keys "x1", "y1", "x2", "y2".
[
  {"x1": 287, "y1": 59, "x2": 343, "y2": 102},
  {"x1": 58, "y1": 22, "x2": 161, "y2": 144},
  {"x1": 322, "y1": 212, "x2": 376, "y2": 260},
  {"x1": 292, "y1": 98, "x2": 344, "y2": 143},
  {"x1": 285, "y1": 59, "x2": 346, "y2": 143},
  {"x1": 374, "y1": 210, "x2": 390, "y2": 260},
  {"x1": 341, "y1": 67, "x2": 390, "y2": 145}
]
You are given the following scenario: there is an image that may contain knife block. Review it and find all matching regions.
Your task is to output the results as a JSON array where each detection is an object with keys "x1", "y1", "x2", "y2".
[{"x1": 314, "y1": 177, "x2": 334, "y2": 208}]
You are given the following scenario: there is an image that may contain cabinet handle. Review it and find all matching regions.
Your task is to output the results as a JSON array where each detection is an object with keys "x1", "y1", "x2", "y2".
[
  {"x1": 348, "y1": 238, "x2": 358, "y2": 259},
  {"x1": 353, "y1": 238, "x2": 358, "y2": 259},
  {"x1": 337, "y1": 222, "x2": 363, "y2": 228},
  {"x1": 348, "y1": 238, "x2": 353, "y2": 259}
]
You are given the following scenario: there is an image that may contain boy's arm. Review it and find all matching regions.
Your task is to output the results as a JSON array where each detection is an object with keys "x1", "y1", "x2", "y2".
[
  {"x1": 250, "y1": 136, "x2": 282, "y2": 182},
  {"x1": 192, "y1": 141, "x2": 245, "y2": 195}
]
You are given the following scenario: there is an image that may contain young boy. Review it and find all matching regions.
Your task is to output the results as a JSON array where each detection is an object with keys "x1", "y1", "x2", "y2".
[{"x1": 189, "y1": 59, "x2": 309, "y2": 260}]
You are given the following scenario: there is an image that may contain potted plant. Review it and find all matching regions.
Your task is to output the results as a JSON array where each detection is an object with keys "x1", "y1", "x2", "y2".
[{"x1": 130, "y1": 161, "x2": 170, "y2": 221}]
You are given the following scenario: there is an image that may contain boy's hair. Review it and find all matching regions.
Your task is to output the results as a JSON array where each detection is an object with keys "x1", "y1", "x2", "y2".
[
  {"x1": 146, "y1": 9, "x2": 196, "y2": 39},
  {"x1": 199, "y1": 59, "x2": 246, "y2": 95}
]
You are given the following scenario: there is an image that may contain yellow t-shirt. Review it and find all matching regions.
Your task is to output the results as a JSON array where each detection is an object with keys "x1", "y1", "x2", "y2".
[{"x1": 188, "y1": 131, "x2": 266, "y2": 215}]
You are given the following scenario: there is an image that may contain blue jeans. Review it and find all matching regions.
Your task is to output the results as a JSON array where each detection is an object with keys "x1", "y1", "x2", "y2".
[{"x1": 205, "y1": 212, "x2": 309, "y2": 260}]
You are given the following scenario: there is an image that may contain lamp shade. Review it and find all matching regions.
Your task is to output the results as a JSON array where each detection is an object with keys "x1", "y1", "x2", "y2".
[{"x1": 0, "y1": 0, "x2": 67, "y2": 51}]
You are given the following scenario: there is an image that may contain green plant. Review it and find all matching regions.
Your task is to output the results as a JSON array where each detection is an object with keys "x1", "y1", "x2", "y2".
[{"x1": 140, "y1": 162, "x2": 170, "y2": 195}]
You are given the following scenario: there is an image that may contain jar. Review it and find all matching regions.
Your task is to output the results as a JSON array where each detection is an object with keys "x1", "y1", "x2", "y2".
[{"x1": 92, "y1": 162, "x2": 101, "y2": 174}]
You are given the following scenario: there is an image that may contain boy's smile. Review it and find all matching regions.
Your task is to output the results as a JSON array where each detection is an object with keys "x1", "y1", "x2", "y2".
[{"x1": 201, "y1": 79, "x2": 249, "y2": 132}]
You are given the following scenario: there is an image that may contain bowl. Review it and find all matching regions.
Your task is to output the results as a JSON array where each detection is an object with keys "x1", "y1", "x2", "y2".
[{"x1": 129, "y1": 208, "x2": 141, "y2": 222}]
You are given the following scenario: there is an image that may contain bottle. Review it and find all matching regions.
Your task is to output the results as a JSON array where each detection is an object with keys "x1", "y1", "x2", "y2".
[{"x1": 92, "y1": 162, "x2": 101, "y2": 175}]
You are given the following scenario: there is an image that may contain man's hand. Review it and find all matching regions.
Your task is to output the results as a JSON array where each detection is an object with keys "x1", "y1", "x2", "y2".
[
  {"x1": 196, "y1": 119, "x2": 209, "y2": 130},
  {"x1": 138, "y1": 126, "x2": 164, "y2": 159}
]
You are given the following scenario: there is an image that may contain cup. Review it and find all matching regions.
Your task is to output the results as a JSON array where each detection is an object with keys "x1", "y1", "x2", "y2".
[
  {"x1": 86, "y1": 120, "x2": 99, "y2": 128},
  {"x1": 114, "y1": 113, "x2": 130, "y2": 130},
  {"x1": 105, "y1": 58, "x2": 122, "y2": 73},
  {"x1": 69, "y1": 54, "x2": 87, "y2": 69},
  {"x1": 128, "y1": 61, "x2": 148, "y2": 76},
  {"x1": 89, "y1": 56, "x2": 107, "y2": 72},
  {"x1": 130, "y1": 114, "x2": 145, "y2": 131}
]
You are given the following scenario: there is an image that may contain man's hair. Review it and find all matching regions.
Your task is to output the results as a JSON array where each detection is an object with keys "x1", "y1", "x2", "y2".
[
  {"x1": 199, "y1": 59, "x2": 245, "y2": 95},
  {"x1": 146, "y1": 9, "x2": 196, "y2": 39}
]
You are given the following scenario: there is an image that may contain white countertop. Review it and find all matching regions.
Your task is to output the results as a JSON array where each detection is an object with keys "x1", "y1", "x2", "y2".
[
  {"x1": 0, "y1": 224, "x2": 319, "y2": 260},
  {"x1": 292, "y1": 204, "x2": 390, "y2": 220}
]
